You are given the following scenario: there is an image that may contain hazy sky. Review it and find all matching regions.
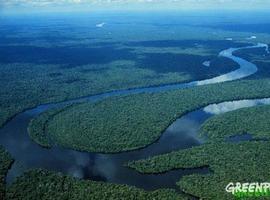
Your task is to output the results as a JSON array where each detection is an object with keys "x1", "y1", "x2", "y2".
[{"x1": 1, "y1": 0, "x2": 270, "y2": 13}]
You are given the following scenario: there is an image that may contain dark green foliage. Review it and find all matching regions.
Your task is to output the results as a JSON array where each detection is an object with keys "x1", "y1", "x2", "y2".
[
  {"x1": 128, "y1": 141, "x2": 270, "y2": 199},
  {"x1": 2, "y1": 14, "x2": 270, "y2": 199},
  {"x1": 0, "y1": 146, "x2": 13, "y2": 200},
  {"x1": 130, "y1": 39, "x2": 249, "y2": 48},
  {"x1": 29, "y1": 79, "x2": 270, "y2": 153},
  {"x1": 28, "y1": 106, "x2": 72, "y2": 148},
  {"x1": 200, "y1": 105, "x2": 270, "y2": 142},
  {"x1": 0, "y1": 24, "x2": 246, "y2": 130},
  {"x1": 0, "y1": 58, "x2": 225, "y2": 129},
  {"x1": 6, "y1": 169, "x2": 187, "y2": 200},
  {"x1": 137, "y1": 52, "x2": 237, "y2": 75},
  {"x1": 234, "y1": 47, "x2": 270, "y2": 79}
]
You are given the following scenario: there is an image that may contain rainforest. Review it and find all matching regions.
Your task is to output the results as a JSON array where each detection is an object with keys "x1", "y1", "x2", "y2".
[{"x1": 1, "y1": 4, "x2": 270, "y2": 200}]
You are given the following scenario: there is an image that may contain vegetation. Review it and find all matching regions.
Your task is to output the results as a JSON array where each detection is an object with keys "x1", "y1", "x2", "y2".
[
  {"x1": 0, "y1": 54, "x2": 238, "y2": 128},
  {"x1": 127, "y1": 141, "x2": 270, "y2": 199},
  {"x1": 28, "y1": 105, "x2": 74, "y2": 148},
  {"x1": 200, "y1": 104, "x2": 270, "y2": 142},
  {"x1": 0, "y1": 146, "x2": 13, "y2": 200},
  {"x1": 2, "y1": 13, "x2": 270, "y2": 199},
  {"x1": 0, "y1": 39, "x2": 241, "y2": 128},
  {"x1": 1, "y1": 16, "x2": 255, "y2": 130},
  {"x1": 0, "y1": 61, "x2": 198, "y2": 128},
  {"x1": 29, "y1": 79, "x2": 270, "y2": 153},
  {"x1": 6, "y1": 169, "x2": 187, "y2": 200},
  {"x1": 234, "y1": 46, "x2": 270, "y2": 80}
]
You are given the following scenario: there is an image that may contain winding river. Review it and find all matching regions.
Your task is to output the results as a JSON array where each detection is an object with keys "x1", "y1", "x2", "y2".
[{"x1": 0, "y1": 43, "x2": 269, "y2": 191}]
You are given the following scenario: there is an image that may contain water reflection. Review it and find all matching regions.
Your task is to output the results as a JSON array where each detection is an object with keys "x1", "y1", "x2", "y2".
[
  {"x1": 0, "y1": 43, "x2": 269, "y2": 190},
  {"x1": 5, "y1": 96, "x2": 270, "y2": 190},
  {"x1": 196, "y1": 43, "x2": 269, "y2": 86},
  {"x1": 3, "y1": 106, "x2": 208, "y2": 190},
  {"x1": 202, "y1": 61, "x2": 210, "y2": 67},
  {"x1": 204, "y1": 98, "x2": 270, "y2": 115}
]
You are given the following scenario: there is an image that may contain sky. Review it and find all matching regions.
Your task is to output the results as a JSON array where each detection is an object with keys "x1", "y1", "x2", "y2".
[{"x1": 1, "y1": 0, "x2": 270, "y2": 13}]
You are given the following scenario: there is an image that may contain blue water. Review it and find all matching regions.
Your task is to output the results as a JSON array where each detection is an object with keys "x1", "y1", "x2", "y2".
[{"x1": 0, "y1": 43, "x2": 268, "y2": 191}]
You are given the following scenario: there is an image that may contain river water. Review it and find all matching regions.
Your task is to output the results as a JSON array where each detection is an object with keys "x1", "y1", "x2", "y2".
[{"x1": 0, "y1": 43, "x2": 269, "y2": 190}]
